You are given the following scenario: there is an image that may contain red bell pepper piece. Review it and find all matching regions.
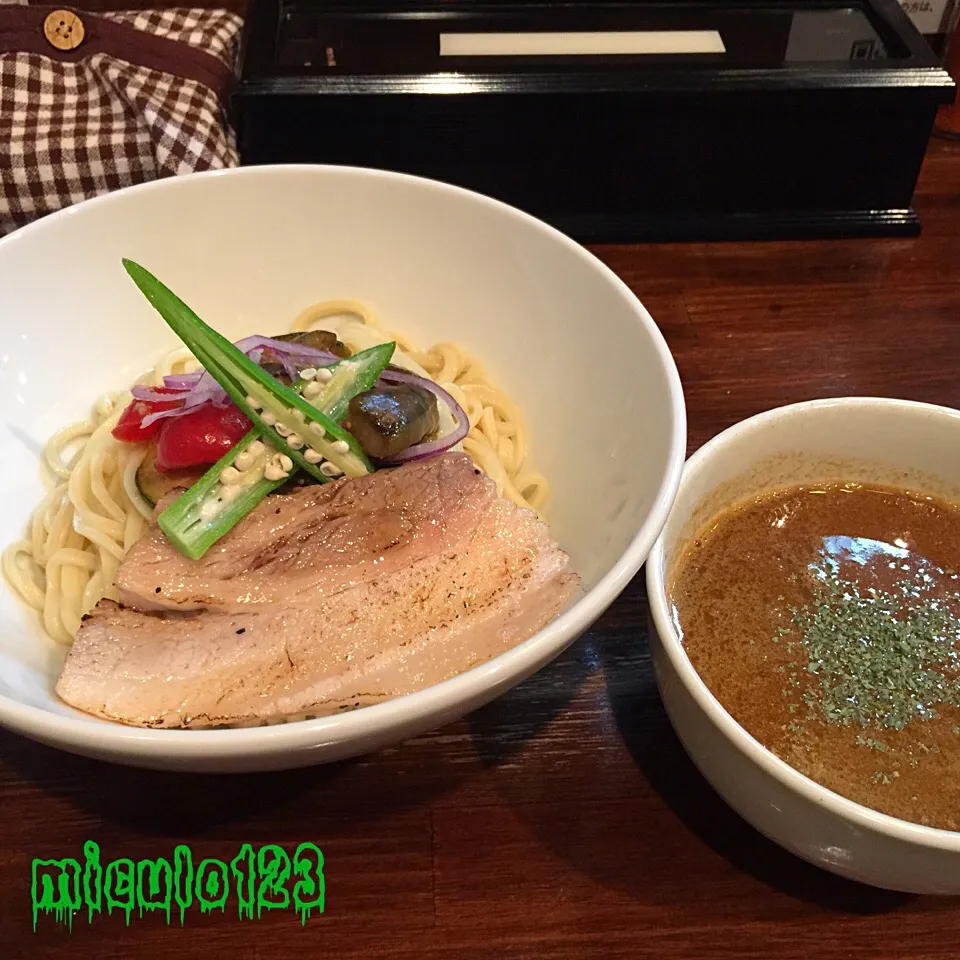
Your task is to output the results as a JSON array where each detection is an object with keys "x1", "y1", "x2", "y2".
[
  {"x1": 154, "y1": 403, "x2": 252, "y2": 472},
  {"x1": 111, "y1": 387, "x2": 183, "y2": 443}
]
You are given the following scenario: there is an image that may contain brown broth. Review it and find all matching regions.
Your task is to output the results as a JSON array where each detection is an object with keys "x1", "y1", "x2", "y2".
[{"x1": 668, "y1": 481, "x2": 960, "y2": 831}]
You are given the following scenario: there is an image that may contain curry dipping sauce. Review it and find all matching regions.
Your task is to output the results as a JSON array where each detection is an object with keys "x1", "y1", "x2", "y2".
[{"x1": 668, "y1": 481, "x2": 960, "y2": 831}]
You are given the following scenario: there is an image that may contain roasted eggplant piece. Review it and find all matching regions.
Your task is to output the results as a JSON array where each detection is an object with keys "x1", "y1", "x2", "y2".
[
  {"x1": 345, "y1": 385, "x2": 440, "y2": 460},
  {"x1": 273, "y1": 330, "x2": 350, "y2": 358},
  {"x1": 259, "y1": 330, "x2": 350, "y2": 384}
]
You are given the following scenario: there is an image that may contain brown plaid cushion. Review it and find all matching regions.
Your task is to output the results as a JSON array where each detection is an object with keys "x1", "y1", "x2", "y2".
[{"x1": 0, "y1": 4, "x2": 242, "y2": 236}]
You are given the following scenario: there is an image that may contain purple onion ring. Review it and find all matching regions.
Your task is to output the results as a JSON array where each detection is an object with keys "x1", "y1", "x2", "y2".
[{"x1": 376, "y1": 368, "x2": 470, "y2": 465}]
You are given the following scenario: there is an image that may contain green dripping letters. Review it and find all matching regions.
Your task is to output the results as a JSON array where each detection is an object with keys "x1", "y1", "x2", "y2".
[{"x1": 31, "y1": 841, "x2": 326, "y2": 930}]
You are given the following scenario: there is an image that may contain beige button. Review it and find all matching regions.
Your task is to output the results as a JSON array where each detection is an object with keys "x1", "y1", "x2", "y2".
[{"x1": 44, "y1": 10, "x2": 84, "y2": 51}]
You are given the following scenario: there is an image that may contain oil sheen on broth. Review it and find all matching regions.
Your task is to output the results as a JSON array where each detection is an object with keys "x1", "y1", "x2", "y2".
[{"x1": 669, "y1": 482, "x2": 960, "y2": 831}]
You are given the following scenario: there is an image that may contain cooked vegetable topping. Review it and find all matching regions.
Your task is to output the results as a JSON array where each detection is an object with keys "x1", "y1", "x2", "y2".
[
  {"x1": 132, "y1": 335, "x2": 340, "y2": 428},
  {"x1": 121, "y1": 259, "x2": 399, "y2": 558},
  {"x1": 118, "y1": 258, "x2": 476, "y2": 558},
  {"x1": 272, "y1": 329, "x2": 349, "y2": 358},
  {"x1": 345, "y1": 384, "x2": 441, "y2": 460},
  {"x1": 135, "y1": 444, "x2": 206, "y2": 505},
  {"x1": 154, "y1": 403, "x2": 251, "y2": 472},
  {"x1": 112, "y1": 386, "x2": 184, "y2": 443},
  {"x1": 373, "y1": 369, "x2": 469, "y2": 464}
]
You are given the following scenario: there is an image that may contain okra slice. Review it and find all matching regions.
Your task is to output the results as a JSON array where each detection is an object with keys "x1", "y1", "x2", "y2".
[
  {"x1": 305, "y1": 342, "x2": 395, "y2": 424},
  {"x1": 122, "y1": 260, "x2": 373, "y2": 478},
  {"x1": 159, "y1": 341, "x2": 398, "y2": 556},
  {"x1": 157, "y1": 432, "x2": 286, "y2": 561},
  {"x1": 154, "y1": 333, "x2": 395, "y2": 558}
]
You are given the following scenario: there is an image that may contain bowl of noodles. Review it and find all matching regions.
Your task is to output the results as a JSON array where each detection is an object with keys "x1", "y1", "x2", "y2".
[{"x1": 0, "y1": 165, "x2": 685, "y2": 771}]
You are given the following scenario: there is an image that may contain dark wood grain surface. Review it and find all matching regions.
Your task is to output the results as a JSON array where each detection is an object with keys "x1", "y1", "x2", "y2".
[{"x1": 5, "y1": 114, "x2": 960, "y2": 959}]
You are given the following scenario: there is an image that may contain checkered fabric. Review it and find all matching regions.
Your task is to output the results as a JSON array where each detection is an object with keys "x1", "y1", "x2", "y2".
[{"x1": 0, "y1": 5, "x2": 242, "y2": 236}]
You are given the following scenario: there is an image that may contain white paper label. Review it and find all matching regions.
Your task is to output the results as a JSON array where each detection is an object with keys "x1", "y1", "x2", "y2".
[
  {"x1": 439, "y1": 31, "x2": 727, "y2": 57},
  {"x1": 898, "y1": 0, "x2": 949, "y2": 34}
]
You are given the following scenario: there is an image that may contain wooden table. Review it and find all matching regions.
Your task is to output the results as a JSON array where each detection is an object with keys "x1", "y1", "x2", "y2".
[{"x1": 4, "y1": 130, "x2": 960, "y2": 958}]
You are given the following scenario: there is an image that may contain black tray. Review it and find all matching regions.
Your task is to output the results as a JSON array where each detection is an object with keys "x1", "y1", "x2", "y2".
[{"x1": 232, "y1": 0, "x2": 955, "y2": 242}]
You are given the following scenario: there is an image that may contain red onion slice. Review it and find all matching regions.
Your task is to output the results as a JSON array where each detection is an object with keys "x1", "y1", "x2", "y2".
[
  {"x1": 133, "y1": 335, "x2": 341, "y2": 430},
  {"x1": 377, "y1": 368, "x2": 470, "y2": 465},
  {"x1": 163, "y1": 372, "x2": 203, "y2": 390},
  {"x1": 140, "y1": 404, "x2": 193, "y2": 429},
  {"x1": 131, "y1": 384, "x2": 190, "y2": 402},
  {"x1": 235, "y1": 336, "x2": 340, "y2": 368}
]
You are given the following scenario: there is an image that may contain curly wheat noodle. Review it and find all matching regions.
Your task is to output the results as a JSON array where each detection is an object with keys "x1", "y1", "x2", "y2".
[{"x1": 4, "y1": 302, "x2": 550, "y2": 645}]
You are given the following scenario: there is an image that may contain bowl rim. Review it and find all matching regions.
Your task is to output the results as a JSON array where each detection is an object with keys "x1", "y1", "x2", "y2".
[
  {"x1": 0, "y1": 162, "x2": 687, "y2": 760},
  {"x1": 646, "y1": 395, "x2": 960, "y2": 851}
]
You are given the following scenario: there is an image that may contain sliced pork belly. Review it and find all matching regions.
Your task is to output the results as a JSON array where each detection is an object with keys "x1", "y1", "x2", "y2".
[
  {"x1": 116, "y1": 454, "x2": 493, "y2": 614},
  {"x1": 56, "y1": 454, "x2": 579, "y2": 728}
]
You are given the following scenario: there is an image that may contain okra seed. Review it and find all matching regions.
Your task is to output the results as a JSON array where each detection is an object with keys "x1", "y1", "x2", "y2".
[
  {"x1": 300, "y1": 368, "x2": 317, "y2": 381},
  {"x1": 261, "y1": 412, "x2": 277, "y2": 426},
  {"x1": 279, "y1": 454, "x2": 294, "y2": 473},
  {"x1": 220, "y1": 466, "x2": 241, "y2": 486},
  {"x1": 316, "y1": 368, "x2": 333, "y2": 383},
  {"x1": 288, "y1": 434, "x2": 304, "y2": 449},
  {"x1": 276, "y1": 423, "x2": 292, "y2": 438},
  {"x1": 292, "y1": 408, "x2": 306, "y2": 423},
  {"x1": 303, "y1": 381, "x2": 322, "y2": 400},
  {"x1": 234, "y1": 452, "x2": 255, "y2": 472},
  {"x1": 320, "y1": 462, "x2": 342, "y2": 478},
  {"x1": 304, "y1": 449, "x2": 323, "y2": 464},
  {"x1": 309, "y1": 422, "x2": 325, "y2": 437},
  {"x1": 331, "y1": 439, "x2": 350, "y2": 454},
  {"x1": 245, "y1": 396, "x2": 261, "y2": 410},
  {"x1": 248, "y1": 440, "x2": 266, "y2": 457}
]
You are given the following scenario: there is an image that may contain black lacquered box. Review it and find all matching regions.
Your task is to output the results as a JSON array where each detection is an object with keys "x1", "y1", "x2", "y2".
[{"x1": 232, "y1": 0, "x2": 955, "y2": 243}]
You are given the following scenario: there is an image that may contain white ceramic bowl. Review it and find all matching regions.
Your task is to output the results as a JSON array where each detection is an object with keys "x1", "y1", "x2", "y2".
[
  {"x1": 0, "y1": 165, "x2": 685, "y2": 772},
  {"x1": 647, "y1": 397, "x2": 960, "y2": 894}
]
